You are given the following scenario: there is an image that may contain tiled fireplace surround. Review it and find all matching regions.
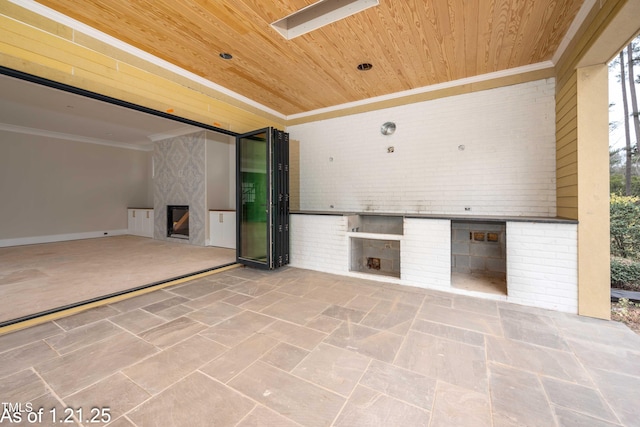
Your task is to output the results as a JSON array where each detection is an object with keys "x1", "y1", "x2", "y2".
[{"x1": 153, "y1": 131, "x2": 207, "y2": 246}]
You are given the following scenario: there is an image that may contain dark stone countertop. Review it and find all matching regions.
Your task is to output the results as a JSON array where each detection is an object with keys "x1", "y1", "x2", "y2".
[{"x1": 290, "y1": 210, "x2": 578, "y2": 224}]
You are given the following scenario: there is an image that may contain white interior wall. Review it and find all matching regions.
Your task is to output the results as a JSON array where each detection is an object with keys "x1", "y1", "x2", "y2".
[
  {"x1": 206, "y1": 131, "x2": 235, "y2": 211},
  {"x1": 147, "y1": 153, "x2": 154, "y2": 206},
  {"x1": 229, "y1": 137, "x2": 236, "y2": 209},
  {"x1": 0, "y1": 130, "x2": 150, "y2": 240},
  {"x1": 288, "y1": 79, "x2": 557, "y2": 217}
]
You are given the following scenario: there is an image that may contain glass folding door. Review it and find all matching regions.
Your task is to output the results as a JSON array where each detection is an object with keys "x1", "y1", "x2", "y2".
[{"x1": 236, "y1": 128, "x2": 289, "y2": 270}]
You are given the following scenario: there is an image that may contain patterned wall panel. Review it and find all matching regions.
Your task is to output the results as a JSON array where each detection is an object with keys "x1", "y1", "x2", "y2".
[{"x1": 153, "y1": 131, "x2": 207, "y2": 246}]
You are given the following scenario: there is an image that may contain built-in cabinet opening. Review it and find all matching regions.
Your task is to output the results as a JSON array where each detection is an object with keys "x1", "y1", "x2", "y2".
[
  {"x1": 350, "y1": 237, "x2": 401, "y2": 278},
  {"x1": 348, "y1": 215, "x2": 402, "y2": 279},
  {"x1": 451, "y1": 221, "x2": 507, "y2": 295},
  {"x1": 348, "y1": 215, "x2": 403, "y2": 234}
]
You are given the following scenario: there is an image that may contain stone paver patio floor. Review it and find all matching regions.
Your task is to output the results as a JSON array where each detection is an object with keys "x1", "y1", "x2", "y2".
[{"x1": 1, "y1": 266, "x2": 639, "y2": 426}]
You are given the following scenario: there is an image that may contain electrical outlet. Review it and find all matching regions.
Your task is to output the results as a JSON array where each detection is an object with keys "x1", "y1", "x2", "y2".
[{"x1": 464, "y1": 207, "x2": 471, "y2": 211}]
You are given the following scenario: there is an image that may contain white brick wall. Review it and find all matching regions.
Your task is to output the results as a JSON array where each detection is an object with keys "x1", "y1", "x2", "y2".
[
  {"x1": 288, "y1": 78, "x2": 557, "y2": 217},
  {"x1": 289, "y1": 214, "x2": 348, "y2": 274},
  {"x1": 402, "y1": 218, "x2": 451, "y2": 289},
  {"x1": 507, "y1": 222, "x2": 578, "y2": 313}
]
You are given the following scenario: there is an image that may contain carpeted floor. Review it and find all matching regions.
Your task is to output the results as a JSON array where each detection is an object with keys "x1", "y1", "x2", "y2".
[{"x1": 0, "y1": 236, "x2": 235, "y2": 322}]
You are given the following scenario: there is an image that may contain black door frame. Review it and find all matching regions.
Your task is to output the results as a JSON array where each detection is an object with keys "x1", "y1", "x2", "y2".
[{"x1": 235, "y1": 127, "x2": 290, "y2": 270}]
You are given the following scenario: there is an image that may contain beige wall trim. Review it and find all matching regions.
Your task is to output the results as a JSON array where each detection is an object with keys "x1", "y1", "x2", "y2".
[
  {"x1": 556, "y1": 71, "x2": 579, "y2": 220},
  {"x1": 0, "y1": 264, "x2": 241, "y2": 337},
  {"x1": 555, "y1": 0, "x2": 628, "y2": 91},
  {"x1": 576, "y1": 65, "x2": 610, "y2": 319}
]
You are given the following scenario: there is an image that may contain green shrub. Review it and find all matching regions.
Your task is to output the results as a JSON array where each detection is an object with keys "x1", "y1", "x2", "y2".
[
  {"x1": 610, "y1": 194, "x2": 640, "y2": 258},
  {"x1": 611, "y1": 257, "x2": 640, "y2": 291},
  {"x1": 610, "y1": 174, "x2": 640, "y2": 197}
]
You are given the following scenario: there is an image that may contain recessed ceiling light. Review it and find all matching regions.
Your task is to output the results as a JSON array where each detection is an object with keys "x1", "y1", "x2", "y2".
[
  {"x1": 219, "y1": 53, "x2": 233, "y2": 60},
  {"x1": 272, "y1": 0, "x2": 379, "y2": 40},
  {"x1": 357, "y1": 63, "x2": 373, "y2": 71}
]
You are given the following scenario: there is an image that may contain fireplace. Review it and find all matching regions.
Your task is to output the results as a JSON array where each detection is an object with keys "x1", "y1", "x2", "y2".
[{"x1": 167, "y1": 205, "x2": 189, "y2": 239}]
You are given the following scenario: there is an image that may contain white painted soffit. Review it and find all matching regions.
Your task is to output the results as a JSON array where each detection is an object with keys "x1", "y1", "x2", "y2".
[{"x1": 9, "y1": 0, "x2": 593, "y2": 122}]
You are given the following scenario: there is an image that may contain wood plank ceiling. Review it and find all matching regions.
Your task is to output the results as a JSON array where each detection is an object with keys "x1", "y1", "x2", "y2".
[{"x1": 37, "y1": 0, "x2": 584, "y2": 116}]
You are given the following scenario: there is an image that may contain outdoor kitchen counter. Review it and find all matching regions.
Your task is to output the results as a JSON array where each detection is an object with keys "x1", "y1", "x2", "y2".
[
  {"x1": 289, "y1": 211, "x2": 580, "y2": 313},
  {"x1": 290, "y1": 210, "x2": 578, "y2": 224}
]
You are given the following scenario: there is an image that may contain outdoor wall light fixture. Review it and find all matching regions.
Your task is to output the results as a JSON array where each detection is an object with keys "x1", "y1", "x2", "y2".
[{"x1": 381, "y1": 122, "x2": 396, "y2": 135}]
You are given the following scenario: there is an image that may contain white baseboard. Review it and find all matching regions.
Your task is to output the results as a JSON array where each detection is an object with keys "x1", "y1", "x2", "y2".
[{"x1": 0, "y1": 229, "x2": 129, "y2": 248}]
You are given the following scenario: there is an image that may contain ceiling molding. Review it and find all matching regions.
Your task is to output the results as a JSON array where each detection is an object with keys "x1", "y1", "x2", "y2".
[
  {"x1": 148, "y1": 126, "x2": 205, "y2": 142},
  {"x1": 0, "y1": 122, "x2": 153, "y2": 151},
  {"x1": 287, "y1": 61, "x2": 555, "y2": 121},
  {"x1": 552, "y1": 0, "x2": 598, "y2": 65}
]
